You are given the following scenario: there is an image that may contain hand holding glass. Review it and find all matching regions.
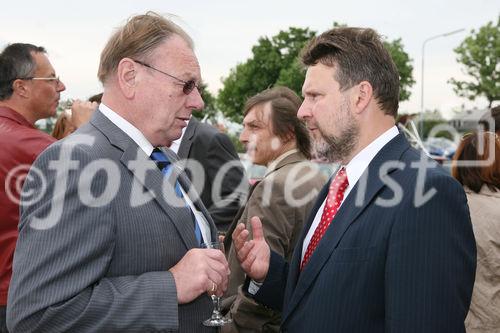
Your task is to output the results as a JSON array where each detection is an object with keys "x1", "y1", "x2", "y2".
[{"x1": 201, "y1": 241, "x2": 232, "y2": 327}]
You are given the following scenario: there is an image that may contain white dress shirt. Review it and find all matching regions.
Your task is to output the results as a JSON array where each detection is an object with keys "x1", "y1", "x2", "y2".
[
  {"x1": 99, "y1": 103, "x2": 154, "y2": 156},
  {"x1": 301, "y1": 126, "x2": 399, "y2": 261},
  {"x1": 168, "y1": 125, "x2": 187, "y2": 154}
]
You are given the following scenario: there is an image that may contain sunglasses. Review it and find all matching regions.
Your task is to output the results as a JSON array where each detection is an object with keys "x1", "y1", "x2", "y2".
[{"x1": 132, "y1": 59, "x2": 199, "y2": 95}]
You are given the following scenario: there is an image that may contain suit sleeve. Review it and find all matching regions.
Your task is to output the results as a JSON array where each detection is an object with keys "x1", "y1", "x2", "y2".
[
  {"x1": 7, "y1": 145, "x2": 179, "y2": 332},
  {"x1": 203, "y1": 132, "x2": 247, "y2": 230},
  {"x1": 385, "y1": 172, "x2": 476, "y2": 333},
  {"x1": 249, "y1": 250, "x2": 289, "y2": 312}
]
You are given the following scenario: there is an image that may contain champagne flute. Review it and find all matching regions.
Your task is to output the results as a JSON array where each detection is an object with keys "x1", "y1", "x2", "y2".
[{"x1": 201, "y1": 241, "x2": 232, "y2": 327}]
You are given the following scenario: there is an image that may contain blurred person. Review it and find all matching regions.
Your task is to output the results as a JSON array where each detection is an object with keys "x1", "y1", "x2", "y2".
[
  {"x1": 232, "y1": 27, "x2": 476, "y2": 332},
  {"x1": 88, "y1": 92, "x2": 103, "y2": 104},
  {"x1": 51, "y1": 99, "x2": 98, "y2": 140},
  {"x1": 479, "y1": 105, "x2": 500, "y2": 135},
  {"x1": 7, "y1": 12, "x2": 228, "y2": 332},
  {"x1": 0, "y1": 43, "x2": 65, "y2": 333},
  {"x1": 222, "y1": 87, "x2": 326, "y2": 332},
  {"x1": 452, "y1": 131, "x2": 500, "y2": 333},
  {"x1": 170, "y1": 116, "x2": 248, "y2": 231},
  {"x1": 51, "y1": 109, "x2": 75, "y2": 140}
]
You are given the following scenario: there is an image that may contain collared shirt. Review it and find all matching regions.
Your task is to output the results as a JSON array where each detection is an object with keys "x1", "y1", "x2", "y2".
[
  {"x1": 301, "y1": 126, "x2": 399, "y2": 260},
  {"x1": 99, "y1": 104, "x2": 210, "y2": 243},
  {"x1": 99, "y1": 103, "x2": 154, "y2": 156},
  {"x1": 0, "y1": 106, "x2": 56, "y2": 305},
  {"x1": 168, "y1": 125, "x2": 187, "y2": 154},
  {"x1": 264, "y1": 148, "x2": 299, "y2": 177}
]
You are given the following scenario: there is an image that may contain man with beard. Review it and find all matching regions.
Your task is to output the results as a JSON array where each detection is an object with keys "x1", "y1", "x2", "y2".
[{"x1": 231, "y1": 27, "x2": 476, "y2": 333}]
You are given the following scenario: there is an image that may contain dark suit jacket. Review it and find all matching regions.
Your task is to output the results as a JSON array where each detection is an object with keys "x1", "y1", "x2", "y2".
[
  {"x1": 7, "y1": 110, "x2": 218, "y2": 332},
  {"x1": 177, "y1": 118, "x2": 247, "y2": 231},
  {"x1": 252, "y1": 133, "x2": 476, "y2": 333}
]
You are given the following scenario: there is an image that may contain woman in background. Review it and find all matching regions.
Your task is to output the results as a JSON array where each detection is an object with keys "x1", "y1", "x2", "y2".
[
  {"x1": 452, "y1": 131, "x2": 500, "y2": 333},
  {"x1": 51, "y1": 93, "x2": 100, "y2": 140}
]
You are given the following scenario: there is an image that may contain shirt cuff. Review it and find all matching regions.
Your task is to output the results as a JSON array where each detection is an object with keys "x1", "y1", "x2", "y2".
[{"x1": 248, "y1": 279, "x2": 263, "y2": 295}]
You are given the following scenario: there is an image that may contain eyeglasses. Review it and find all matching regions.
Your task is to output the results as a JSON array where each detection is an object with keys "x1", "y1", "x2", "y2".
[
  {"x1": 132, "y1": 59, "x2": 199, "y2": 95},
  {"x1": 18, "y1": 76, "x2": 61, "y2": 85}
]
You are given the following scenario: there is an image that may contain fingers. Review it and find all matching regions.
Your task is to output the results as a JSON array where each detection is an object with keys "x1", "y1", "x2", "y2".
[
  {"x1": 218, "y1": 234, "x2": 225, "y2": 243},
  {"x1": 206, "y1": 280, "x2": 225, "y2": 298},
  {"x1": 71, "y1": 100, "x2": 97, "y2": 128},
  {"x1": 206, "y1": 280, "x2": 217, "y2": 293},
  {"x1": 171, "y1": 248, "x2": 230, "y2": 303},
  {"x1": 204, "y1": 249, "x2": 230, "y2": 291},
  {"x1": 235, "y1": 239, "x2": 256, "y2": 265},
  {"x1": 204, "y1": 257, "x2": 228, "y2": 287},
  {"x1": 250, "y1": 216, "x2": 264, "y2": 241},
  {"x1": 232, "y1": 223, "x2": 249, "y2": 251}
]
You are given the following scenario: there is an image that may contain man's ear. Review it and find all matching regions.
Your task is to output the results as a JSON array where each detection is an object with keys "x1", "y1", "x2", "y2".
[
  {"x1": 11, "y1": 79, "x2": 30, "y2": 98},
  {"x1": 116, "y1": 58, "x2": 137, "y2": 99},
  {"x1": 352, "y1": 81, "x2": 373, "y2": 114}
]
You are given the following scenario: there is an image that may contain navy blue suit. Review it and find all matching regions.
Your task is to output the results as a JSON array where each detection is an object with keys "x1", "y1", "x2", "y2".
[{"x1": 252, "y1": 133, "x2": 476, "y2": 332}]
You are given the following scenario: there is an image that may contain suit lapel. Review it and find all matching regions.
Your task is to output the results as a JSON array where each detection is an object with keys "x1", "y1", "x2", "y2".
[
  {"x1": 264, "y1": 150, "x2": 305, "y2": 177},
  {"x1": 284, "y1": 182, "x2": 330, "y2": 303},
  {"x1": 223, "y1": 180, "x2": 259, "y2": 251},
  {"x1": 91, "y1": 110, "x2": 200, "y2": 250},
  {"x1": 163, "y1": 147, "x2": 218, "y2": 243},
  {"x1": 177, "y1": 118, "x2": 198, "y2": 159},
  {"x1": 282, "y1": 133, "x2": 410, "y2": 323},
  {"x1": 120, "y1": 144, "x2": 200, "y2": 250}
]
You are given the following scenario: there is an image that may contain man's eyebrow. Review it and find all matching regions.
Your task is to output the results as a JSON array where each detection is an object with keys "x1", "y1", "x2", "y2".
[{"x1": 244, "y1": 120, "x2": 264, "y2": 126}]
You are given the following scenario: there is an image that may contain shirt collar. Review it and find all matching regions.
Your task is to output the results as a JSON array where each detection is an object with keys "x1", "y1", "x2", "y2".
[
  {"x1": 169, "y1": 121, "x2": 188, "y2": 154},
  {"x1": 343, "y1": 126, "x2": 399, "y2": 197},
  {"x1": 98, "y1": 103, "x2": 154, "y2": 156},
  {"x1": 0, "y1": 106, "x2": 36, "y2": 128},
  {"x1": 265, "y1": 148, "x2": 299, "y2": 176}
]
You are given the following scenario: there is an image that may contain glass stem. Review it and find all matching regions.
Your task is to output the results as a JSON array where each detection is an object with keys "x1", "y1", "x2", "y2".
[{"x1": 211, "y1": 295, "x2": 221, "y2": 318}]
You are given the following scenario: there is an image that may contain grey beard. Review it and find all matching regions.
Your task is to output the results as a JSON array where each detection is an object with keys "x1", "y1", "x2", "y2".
[{"x1": 313, "y1": 123, "x2": 359, "y2": 163}]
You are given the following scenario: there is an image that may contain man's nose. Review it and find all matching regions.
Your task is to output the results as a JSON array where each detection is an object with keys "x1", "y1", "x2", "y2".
[{"x1": 187, "y1": 88, "x2": 204, "y2": 110}]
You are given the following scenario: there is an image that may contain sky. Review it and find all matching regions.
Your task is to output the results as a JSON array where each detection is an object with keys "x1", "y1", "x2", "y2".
[{"x1": 0, "y1": 0, "x2": 498, "y2": 119}]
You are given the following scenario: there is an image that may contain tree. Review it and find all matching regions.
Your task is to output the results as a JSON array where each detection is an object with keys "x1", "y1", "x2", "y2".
[
  {"x1": 383, "y1": 38, "x2": 415, "y2": 102},
  {"x1": 449, "y1": 17, "x2": 500, "y2": 107},
  {"x1": 192, "y1": 82, "x2": 217, "y2": 121},
  {"x1": 217, "y1": 27, "x2": 316, "y2": 122},
  {"x1": 217, "y1": 26, "x2": 415, "y2": 122}
]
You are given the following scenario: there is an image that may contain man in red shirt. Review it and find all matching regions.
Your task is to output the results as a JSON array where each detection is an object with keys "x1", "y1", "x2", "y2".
[{"x1": 0, "y1": 43, "x2": 66, "y2": 332}]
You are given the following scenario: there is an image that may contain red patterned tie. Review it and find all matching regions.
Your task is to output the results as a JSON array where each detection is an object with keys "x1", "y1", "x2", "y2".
[{"x1": 301, "y1": 167, "x2": 349, "y2": 270}]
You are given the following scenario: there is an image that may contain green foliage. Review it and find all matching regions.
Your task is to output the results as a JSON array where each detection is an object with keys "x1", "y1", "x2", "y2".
[
  {"x1": 192, "y1": 82, "x2": 217, "y2": 121},
  {"x1": 275, "y1": 59, "x2": 306, "y2": 96},
  {"x1": 449, "y1": 17, "x2": 500, "y2": 107},
  {"x1": 383, "y1": 38, "x2": 415, "y2": 102},
  {"x1": 217, "y1": 26, "x2": 415, "y2": 122},
  {"x1": 419, "y1": 119, "x2": 453, "y2": 140},
  {"x1": 37, "y1": 117, "x2": 54, "y2": 135},
  {"x1": 227, "y1": 132, "x2": 246, "y2": 154},
  {"x1": 217, "y1": 27, "x2": 316, "y2": 123}
]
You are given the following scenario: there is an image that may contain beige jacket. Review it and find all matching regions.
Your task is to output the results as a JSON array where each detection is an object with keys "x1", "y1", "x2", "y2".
[
  {"x1": 464, "y1": 185, "x2": 500, "y2": 333},
  {"x1": 223, "y1": 150, "x2": 327, "y2": 333}
]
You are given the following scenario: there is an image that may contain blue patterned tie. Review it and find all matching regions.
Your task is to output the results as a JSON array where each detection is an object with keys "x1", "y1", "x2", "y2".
[{"x1": 150, "y1": 148, "x2": 203, "y2": 244}]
